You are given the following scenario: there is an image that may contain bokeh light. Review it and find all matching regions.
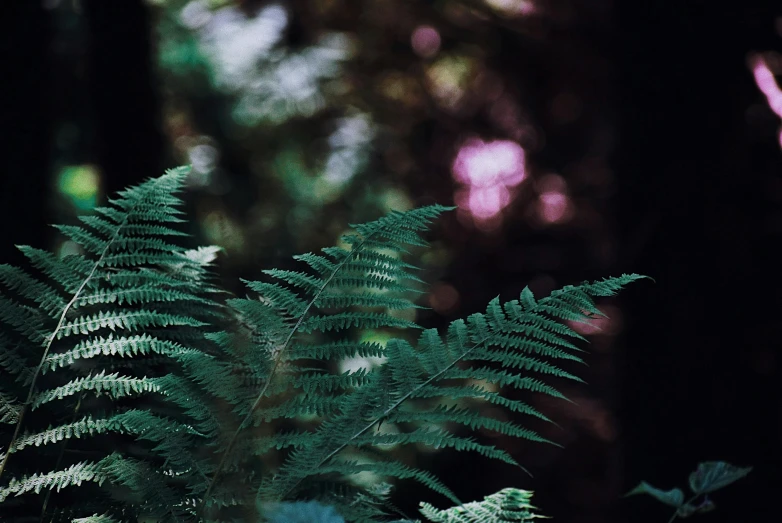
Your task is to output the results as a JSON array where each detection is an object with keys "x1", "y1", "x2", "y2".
[
  {"x1": 535, "y1": 174, "x2": 572, "y2": 225},
  {"x1": 57, "y1": 164, "x2": 100, "y2": 211},
  {"x1": 411, "y1": 25, "x2": 441, "y2": 59},
  {"x1": 750, "y1": 53, "x2": 782, "y2": 147},
  {"x1": 452, "y1": 138, "x2": 526, "y2": 224},
  {"x1": 484, "y1": 0, "x2": 536, "y2": 17}
]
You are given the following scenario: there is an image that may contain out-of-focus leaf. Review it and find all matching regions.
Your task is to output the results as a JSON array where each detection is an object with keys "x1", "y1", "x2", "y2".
[
  {"x1": 688, "y1": 461, "x2": 752, "y2": 495},
  {"x1": 624, "y1": 481, "x2": 684, "y2": 508}
]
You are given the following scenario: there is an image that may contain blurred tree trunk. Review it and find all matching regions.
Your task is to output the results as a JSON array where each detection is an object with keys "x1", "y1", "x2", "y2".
[
  {"x1": 615, "y1": 2, "x2": 782, "y2": 521},
  {"x1": 84, "y1": 0, "x2": 166, "y2": 195},
  {"x1": 0, "y1": 3, "x2": 53, "y2": 262}
]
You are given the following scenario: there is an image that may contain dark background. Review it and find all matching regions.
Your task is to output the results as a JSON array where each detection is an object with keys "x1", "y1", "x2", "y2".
[{"x1": 2, "y1": 1, "x2": 781, "y2": 521}]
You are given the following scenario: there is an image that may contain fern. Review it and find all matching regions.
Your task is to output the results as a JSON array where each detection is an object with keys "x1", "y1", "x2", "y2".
[
  {"x1": 419, "y1": 488, "x2": 545, "y2": 523},
  {"x1": 0, "y1": 168, "x2": 240, "y2": 521},
  {"x1": 0, "y1": 168, "x2": 648, "y2": 522}
]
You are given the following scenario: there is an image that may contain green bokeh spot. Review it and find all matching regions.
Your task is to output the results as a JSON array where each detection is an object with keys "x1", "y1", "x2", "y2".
[{"x1": 57, "y1": 165, "x2": 100, "y2": 210}]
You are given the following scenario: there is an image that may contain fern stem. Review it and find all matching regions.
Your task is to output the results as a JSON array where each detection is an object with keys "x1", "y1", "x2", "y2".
[
  {"x1": 40, "y1": 394, "x2": 84, "y2": 521},
  {"x1": 198, "y1": 232, "x2": 379, "y2": 518},
  {"x1": 667, "y1": 494, "x2": 700, "y2": 523},
  {"x1": 0, "y1": 203, "x2": 135, "y2": 482},
  {"x1": 280, "y1": 335, "x2": 492, "y2": 500}
]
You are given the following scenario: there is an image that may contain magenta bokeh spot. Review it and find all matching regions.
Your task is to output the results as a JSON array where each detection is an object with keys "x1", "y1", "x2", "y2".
[
  {"x1": 752, "y1": 55, "x2": 782, "y2": 118},
  {"x1": 539, "y1": 191, "x2": 568, "y2": 223},
  {"x1": 411, "y1": 25, "x2": 441, "y2": 58},
  {"x1": 452, "y1": 138, "x2": 526, "y2": 221}
]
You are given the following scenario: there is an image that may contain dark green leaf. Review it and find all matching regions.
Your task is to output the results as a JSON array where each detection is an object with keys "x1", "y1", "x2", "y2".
[
  {"x1": 625, "y1": 481, "x2": 684, "y2": 508},
  {"x1": 688, "y1": 461, "x2": 752, "y2": 495}
]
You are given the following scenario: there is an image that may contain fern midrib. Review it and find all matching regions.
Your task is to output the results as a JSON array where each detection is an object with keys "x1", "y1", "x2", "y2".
[
  {"x1": 278, "y1": 333, "x2": 490, "y2": 501},
  {"x1": 199, "y1": 229, "x2": 383, "y2": 516},
  {"x1": 0, "y1": 196, "x2": 142, "y2": 482},
  {"x1": 281, "y1": 292, "x2": 577, "y2": 498}
]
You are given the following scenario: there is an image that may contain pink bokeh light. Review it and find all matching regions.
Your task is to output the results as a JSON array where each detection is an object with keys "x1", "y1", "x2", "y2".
[
  {"x1": 452, "y1": 138, "x2": 526, "y2": 222},
  {"x1": 538, "y1": 191, "x2": 569, "y2": 223},
  {"x1": 534, "y1": 174, "x2": 571, "y2": 225},
  {"x1": 750, "y1": 54, "x2": 782, "y2": 148},
  {"x1": 411, "y1": 25, "x2": 441, "y2": 58}
]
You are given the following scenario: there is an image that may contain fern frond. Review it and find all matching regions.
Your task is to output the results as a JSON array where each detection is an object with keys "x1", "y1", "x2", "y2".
[
  {"x1": 32, "y1": 372, "x2": 163, "y2": 408},
  {"x1": 265, "y1": 274, "x2": 645, "y2": 507},
  {"x1": 72, "y1": 514, "x2": 122, "y2": 523},
  {"x1": 0, "y1": 167, "x2": 239, "y2": 521},
  {"x1": 419, "y1": 487, "x2": 545, "y2": 523},
  {"x1": 201, "y1": 205, "x2": 454, "y2": 513},
  {"x1": 0, "y1": 456, "x2": 112, "y2": 502},
  {"x1": 0, "y1": 393, "x2": 21, "y2": 424},
  {"x1": 56, "y1": 310, "x2": 206, "y2": 339}
]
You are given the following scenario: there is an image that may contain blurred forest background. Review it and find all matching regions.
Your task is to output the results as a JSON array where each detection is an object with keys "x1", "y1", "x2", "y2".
[{"x1": 2, "y1": 0, "x2": 782, "y2": 521}]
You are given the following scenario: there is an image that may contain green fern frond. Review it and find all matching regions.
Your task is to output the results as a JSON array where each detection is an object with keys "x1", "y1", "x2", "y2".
[
  {"x1": 0, "y1": 456, "x2": 112, "y2": 502},
  {"x1": 72, "y1": 514, "x2": 122, "y2": 523},
  {"x1": 202, "y1": 205, "x2": 454, "y2": 513},
  {"x1": 262, "y1": 274, "x2": 644, "y2": 509},
  {"x1": 0, "y1": 167, "x2": 241, "y2": 521},
  {"x1": 0, "y1": 168, "x2": 649, "y2": 523},
  {"x1": 0, "y1": 393, "x2": 21, "y2": 424},
  {"x1": 31, "y1": 372, "x2": 163, "y2": 408},
  {"x1": 419, "y1": 488, "x2": 546, "y2": 522}
]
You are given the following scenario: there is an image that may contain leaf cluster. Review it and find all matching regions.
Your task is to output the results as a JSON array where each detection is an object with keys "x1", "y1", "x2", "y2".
[{"x1": 0, "y1": 168, "x2": 647, "y2": 522}]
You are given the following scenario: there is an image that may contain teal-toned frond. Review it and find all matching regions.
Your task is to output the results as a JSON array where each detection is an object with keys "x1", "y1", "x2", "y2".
[
  {"x1": 315, "y1": 292, "x2": 423, "y2": 311},
  {"x1": 203, "y1": 206, "x2": 453, "y2": 511},
  {"x1": 263, "y1": 275, "x2": 644, "y2": 508},
  {"x1": 1, "y1": 168, "x2": 237, "y2": 520},
  {"x1": 262, "y1": 269, "x2": 322, "y2": 294},
  {"x1": 0, "y1": 393, "x2": 21, "y2": 424},
  {"x1": 56, "y1": 309, "x2": 206, "y2": 339},
  {"x1": 72, "y1": 514, "x2": 122, "y2": 523},
  {"x1": 385, "y1": 339, "x2": 425, "y2": 394},
  {"x1": 387, "y1": 405, "x2": 553, "y2": 446},
  {"x1": 411, "y1": 385, "x2": 553, "y2": 424},
  {"x1": 42, "y1": 334, "x2": 200, "y2": 371},
  {"x1": 75, "y1": 285, "x2": 211, "y2": 308},
  {"x1": 253, "y1": 394, "x2": 343, "y2": 424},
  {"x1": 0, "y1": 264, "x2": 66, "y2": 318},
  {"x1": 0, "y1": 292, "x2": 47, "y2": 344},
  {"x1": 293, "y1": 368, "x2": 372, "y2": 394},
  {"x1": 354, "y1": 427, "x2": 518, "y2": 467},
  {"x1": 439, "y1": 368, "x2": 569, "y2": 400},
  {"x1": 108, "y1": 409, "x2": 209, "y2": 479},
  {"x1": 32, "y1": 372, "x2": 162, "y2": 408},
  {"x1": 463, "y1": 348, "x2": 584, "y2": 381},
  {"x1": 99, "y1": 453, "x2": 194, "y2": 521},
  {"x1": 241, "y1": 280, "x2": 309, "y2": 317},
  {"x1": 12, "y1": 415, "x2": 115, "y2": 451},
  {"x1": 315, "y1": 459, "x2": 460, "y2": 506},
  {"x1": 0, "y1": 168, "x2": 649, "y2": 523},
  {"x1": 254, "y1": 430, "x2": 316, "y2": 453},
  {"x1": 298, "y1": 312, "x2": 420, "y2": 333},
  {"x1": 154, "y1": 374, "x2": 223, "y2": 438},
  {"x1": 16, "y1": 247, "x2": 94, "y2": 294},
  {"x1": 0, "y1": 335, "x2": 33, "y2": 386},
  {"x1": 172, "y1": 350, "x2": 253, "y2": 409},
  {"x1": 349, "y1": 205, "x2": 456, "y2": 251},
  {"x1": 419, "y1": 487, "x2": 545, "y2": 523},
  {"x1": 286, "y1": 340, "x2": 386, "y2": 361},
  {"x1": 0, "y1": 456, "x2": 112, "y2": 502}
]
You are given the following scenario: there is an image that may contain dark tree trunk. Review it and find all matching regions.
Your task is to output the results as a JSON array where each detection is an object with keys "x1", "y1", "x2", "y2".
[
  {"x1": 0, "y1": 3, "x2": 54, "y2": 261},
  {"x1": 615, "y1": 2, "x2": 782, "y2": 521},
  {"x1": 83, "y1": 0, "x2": 166, "y2": 195}
]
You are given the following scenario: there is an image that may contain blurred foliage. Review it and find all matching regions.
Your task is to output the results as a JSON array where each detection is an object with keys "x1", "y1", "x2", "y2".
[
  {"x1": 40, "y1": 0, "x2": 630, "y2": 518},
  {"x1": 142, "y1": 0, "x2": 618, "y2": 286}
]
